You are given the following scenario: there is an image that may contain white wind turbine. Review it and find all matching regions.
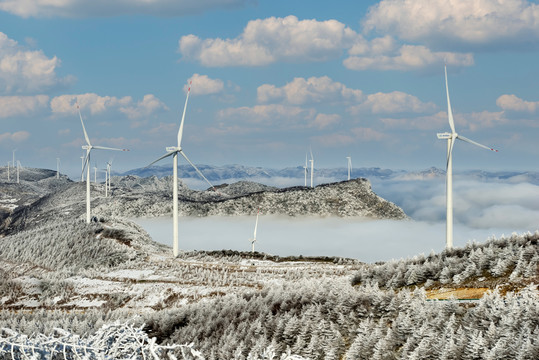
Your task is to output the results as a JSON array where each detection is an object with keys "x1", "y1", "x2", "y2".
[
  {"x1": 437, "y1": 66, "x2": 498, "y2": 249},
  {"x1": 147, "y1": 81, "x2": 216, "y2": 257},
  {"x1": 309, "y1": 148, "x2": 314, "y2": 188},
  {"x1": 303, "y1": 153, "x2": 309, "y2": 187},
  {"x1": 249, "y1": 209, "x2": 260, "y2": 253},
  {"x1": 56, "y1": 158, "x2": 60, "y2": 179},
  {"x1": 106, "y1": 159, "x2": 113, "y2": 197},
  {"x1": 346, "y1": 156, "x2": 352, "y2": 181},
  {"x1": 78, "y1": 104, "x2": 129, "y2": 223}
]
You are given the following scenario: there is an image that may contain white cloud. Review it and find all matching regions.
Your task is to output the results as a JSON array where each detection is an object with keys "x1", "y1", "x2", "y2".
[
  {"x1": 257, "y1": 76, "x2": 363, "y2": 105},
  {"x1": 363, "y1": 0, "x2": 539, "y2": 49},
  {"x1": 0, "y1": 130, "x2": 30, "y2": 143},
  {"x1": 496, "y1": 94, "x2": 539, "y2": 113},
  {"x1": 0, "y1": 32, "x2": 73, "y2": 94},
  {"x1": 311, "y1": 113, "x2": 340, "y2": 129},
  {"x1": 344, "y1": 44, "x2": 474, "y2": 71},
  {"x1": 179, "y1": 15, "x2": 360, "y2": 66},
  {"x1": 461, "y1": 111, "x2": 507, "y2": 131},
  {"x1": 119, "y1": 94, "x2": 168, "y2": 119},
  {"x1": 0, "y1": 95, "x2": 49, "y2": 118},
  {"x1": 0, "y1": 0, "x2": 251, "y2": 18},
  {"x1": 349, "y1": 91, "x2": 437, "y2": 114},
  {"x1": 50, "y1": 93, "x2": 167, "y2": 119},
  {"x1": 185, "y1": 74, "x2": 225, "y2": 95},
  {"x1": 380, "y1": 111, "x2": 448, "y2": 130},
  {"x1": 311, "y1": 127, "x2": 387, "y2": 147},
  {"x1": 218, "y1": 104, "x2": 316, "y2": 125}
]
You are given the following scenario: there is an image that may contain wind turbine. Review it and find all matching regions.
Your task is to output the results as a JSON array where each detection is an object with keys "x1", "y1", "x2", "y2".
[
  {"x1": 346, "y1": 156, "x2": 352, "y2": 181},
  {"x1": 16, "y1": 160, "x2": 20, "y2": 184},
  {"x1": 309, "y1": 148, "x2": 314, "y2": 188},
  {"x1": 94, "y1": 163, "x2": 98, "y2": 183},
  {"x1": 106, "y1": 159, "x2": 113, "y2": 197},
  {"x1": 437, "y1": 66, "x2": 498, "y2": 249},
  {"x1": 78, "y1": 104, "x2": 129, "y2": 223},
  {"x1": 249, "y1": 209, "x2": 260, "y2": 253},
  {"x1": 303, "y1": 153, "x2": 309, "y2": 187},
  {"x1": 56, "y1": 158, "x2": 60, "y2": 179},
  {"x1": 146, "y1": 81, "x2": 216, "y2": 257}
]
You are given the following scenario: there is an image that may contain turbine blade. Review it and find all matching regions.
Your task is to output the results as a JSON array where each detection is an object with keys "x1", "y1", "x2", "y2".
[
  {"x1": 81, "y1": 150, "x2": 90, "y2": 179},
  {"x1": 446, "y1": 137, "x2": 455, "y2": 171},
  {"x1": 457, "y1": 135, "x2": 498, "y2": 152},
  {"x1": 92, "y1": 145, "x2": 130, "y2": 152},
  {"x1": 145, "y1": 151, "x2": 175, "y2": 168},
  {"x1": 178, "y1": 81, "x2": 192, "y2": 148},
  {"x1": 77, "y1": 104, "x2": 92, "y2": 146},
  {"x1": 179, "y1": 150, "x2": 216, "y2": 191},
  {"x1": 445, "y1": 66, "x2": 456, "y2": 134}
]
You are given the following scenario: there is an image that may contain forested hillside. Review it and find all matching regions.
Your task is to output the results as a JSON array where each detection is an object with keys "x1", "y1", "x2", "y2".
[{"x1": 1, "y1": 216, "x2": 537, "y2": 359}]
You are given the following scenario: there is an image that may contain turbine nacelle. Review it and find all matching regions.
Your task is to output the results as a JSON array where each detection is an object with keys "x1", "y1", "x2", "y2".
[
  {"x1": 437, "y1": 132, "x2": 452, "y2": 140},
  {"x1": 166, "y1": 146, "x2": 180, "y2": 152}
]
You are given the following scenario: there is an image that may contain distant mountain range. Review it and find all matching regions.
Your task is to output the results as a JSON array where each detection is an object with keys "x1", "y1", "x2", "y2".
[{"x1": 121, "y1": 164, "x2": 539, "y2": 185}]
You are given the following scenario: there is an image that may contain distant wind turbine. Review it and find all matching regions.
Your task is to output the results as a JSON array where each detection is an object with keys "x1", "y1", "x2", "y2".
[
  {"x1": 106, "y1": 159, "x2": 113, "y2": 196},
  {"x1": 249, "y1": 209, "x2": 260, "y2": 253},
  {"x1": 309, "y1": 148, "x2": 314, "y2": 188},
  {"x1": 303, "y1": 153, "x2": 309, "y2": 187},
  {"x1": 16, "y1": 160, "x2": 20, "y2": 184},
  {"x1": 437, "y1": 66, "x2": 498, "y2": 249},
  {"x1": 78, "y1": 104, "x2": 129, "y2": 223},
  {"x1": 56, "y1": 158, "x2": 60, "y2": 179},
  {"x1": 146, "y1": 81, "x2": 216, "y2": 257},
  {"x1": 346, "y1": 156, "x2": 352, "y2": 181}
]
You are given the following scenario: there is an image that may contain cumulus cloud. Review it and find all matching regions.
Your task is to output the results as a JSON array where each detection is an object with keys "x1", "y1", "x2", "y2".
[
  {"x1": 50, "y1": 93, "x2": 167, "y2": 119},
  {"x1": 0, "y1": 32, "x2": 73, "y2": 94},
  {"x1": 0, "y1": 130, "x2": 30, "y2": 143},
  {"x1": 312, "y1": 127, "x2": 387, "y2": 147},
  {"x1": 119, "y1": 94, "x2": 168, "y2": 119},
  {"x1": 218, "y1": 104, "x2": 316, "y2": 125},
  {"x1": 363, "y1": 0, "x2": 539, "y2": 49},
  {"x1": 185, "y1": 73, "x2": 225, "y2": 95},
  {"x1": 0, "y1": 0, "x2": 251, "y2": 18},
  {"x1": 257, "y1": 76, "x2": 363, "y2": 105},
  {"x1": 349, "y1": 91, "x2": 437, "y2": 114},
  {"x1": 344, "y1": 44, "x2": 474, "y2": 71},
  {"x1": 380, "y1": 111, "x2": 448, "y2": 130},
  {"x1": 179, "y1": 15, "x2": 359, "y2": 66},
  {"x1": 0, "y1": 95, "x2": 49, "y2": 118},
  {"x1": 311, "y1": 113, "x2": 340, "y2": 129},
  {"x1": 496, "y1": 94, "x2": 539, "y2": 113}
]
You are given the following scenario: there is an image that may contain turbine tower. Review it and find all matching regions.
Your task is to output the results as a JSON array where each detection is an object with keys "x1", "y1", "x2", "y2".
[
  {"x1": 56, "y1": 158, "x2": 60, "y2": 179},
  {"x1": 437, "y1": 66, "x2": 498, "y2": 249},
  {"x1": 303, "y1": 153, "x2": 308, "y2": 187},
  {"x1": 309, "y1": 148, "x2": 314, "y2": 188},
  {"x1": 78, "y1": 104, "x2": 129, "y2": 223},
  {"x1": 7, "y1": 161, "x2": 10, "y2": 181},
  {"x1": 346, "y1": 156, "x2": 352, "y2": 181},
  {"x1": 147, "y1": 81, "x2": 216, "y2": 257},
  {"x1": 16, "y1": 160, "x2": 20, "y2": 184},
  {"x1": 249, "y1": 209, "x2": 260, "y2": 253},
  {"x1": 106, "y1": 159, "x2": 113, "y2": 197}
]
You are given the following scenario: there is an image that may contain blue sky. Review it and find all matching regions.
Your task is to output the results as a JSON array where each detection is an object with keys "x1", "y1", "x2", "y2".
[{"x1": 1, "y1": 0, "x2": 538, "y2": 178}]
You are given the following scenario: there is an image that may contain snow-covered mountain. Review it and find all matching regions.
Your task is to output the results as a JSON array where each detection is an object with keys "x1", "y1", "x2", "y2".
[
  {"x1": 122, "y1": 164, "x2": 539, "y2": 185},
  {"x1": 0, "y1": 169, "x2": 406, "y2": 236}
]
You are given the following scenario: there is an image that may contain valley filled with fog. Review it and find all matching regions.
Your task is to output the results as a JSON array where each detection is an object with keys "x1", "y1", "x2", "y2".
[{"x1": 135, "y1": 175, "x2": 539, "y2": 263}]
